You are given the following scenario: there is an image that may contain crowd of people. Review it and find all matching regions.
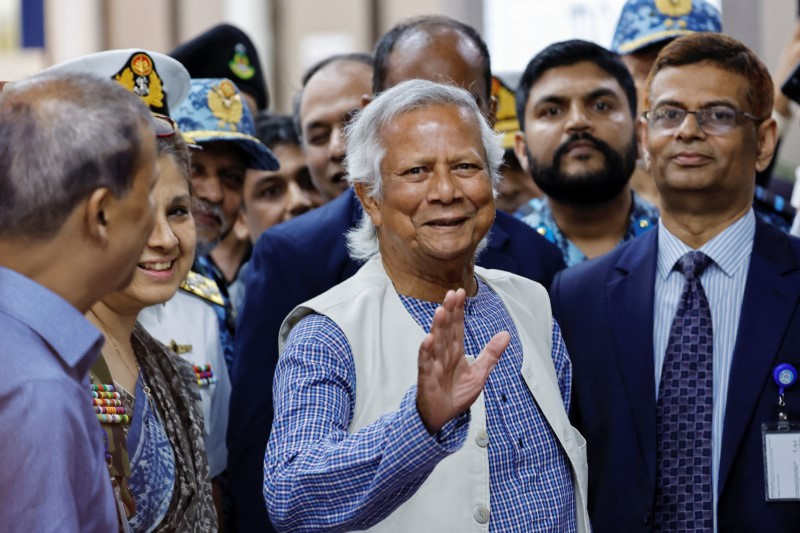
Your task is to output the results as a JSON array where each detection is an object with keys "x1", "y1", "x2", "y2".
[{"x1": 2, "y1": 0, "x2": 800, "y2": 531}]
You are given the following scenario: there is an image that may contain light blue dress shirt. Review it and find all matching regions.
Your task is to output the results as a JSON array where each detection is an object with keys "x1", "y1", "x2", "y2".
[{"x1": 0, "y1": 266, "x2": 117, "y2": 531}]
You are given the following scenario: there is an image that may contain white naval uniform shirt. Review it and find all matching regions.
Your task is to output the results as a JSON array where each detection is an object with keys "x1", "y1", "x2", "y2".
[{"x1": 139, "y1": 290, "x2": 232, "y2": 478}]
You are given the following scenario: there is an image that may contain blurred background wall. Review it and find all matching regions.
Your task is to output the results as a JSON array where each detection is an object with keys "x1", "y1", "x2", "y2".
[{"x1": 1, "y1": 0, "x2": 798, "y2": 181}]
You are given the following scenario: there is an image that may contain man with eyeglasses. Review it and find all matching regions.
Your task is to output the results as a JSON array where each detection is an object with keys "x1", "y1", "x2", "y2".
[
  {"x1": 514, "y1": 40, "x2": 659, "y2": 267},
  {"x1": 550, "y1": 33, "x2": 800, "y2": 531},
  {"x1": 611, "y1": 0, "x2": 796, "y2": 230}
]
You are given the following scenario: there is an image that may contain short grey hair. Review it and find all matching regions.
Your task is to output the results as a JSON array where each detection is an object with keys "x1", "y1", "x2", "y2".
[
  {"x1": 0, "y1": 72, "x2": 154, "y2": 239},
  {"x1": 345, "y1": 79, "x2": 503, "y2": 261}
]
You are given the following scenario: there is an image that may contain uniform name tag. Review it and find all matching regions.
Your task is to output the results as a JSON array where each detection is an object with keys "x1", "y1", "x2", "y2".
[{"x1": 763, "y1": 424, "x2": 800, "y2": 501}]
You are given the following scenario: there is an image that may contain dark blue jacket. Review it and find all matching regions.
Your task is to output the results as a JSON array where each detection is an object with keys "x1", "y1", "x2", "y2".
[{"x1": 550, "y1": 221, "x2": 800, "y2": 532}]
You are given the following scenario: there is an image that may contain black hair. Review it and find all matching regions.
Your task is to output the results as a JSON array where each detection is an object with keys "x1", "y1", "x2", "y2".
[
  {"x1": 516, "y1": 39, "x2": 637, "y2": 130},
  {"x1": 372, "y1": 15, "x2": 492, "y2": 99},
  {"x1": 254, "y1": 111, "x2": 300, "y2": 149}
]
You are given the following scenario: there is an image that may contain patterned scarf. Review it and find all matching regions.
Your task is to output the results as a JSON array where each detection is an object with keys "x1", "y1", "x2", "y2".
[{"x1": 131, "y1": 323, "x2": 218, "y2": 532}]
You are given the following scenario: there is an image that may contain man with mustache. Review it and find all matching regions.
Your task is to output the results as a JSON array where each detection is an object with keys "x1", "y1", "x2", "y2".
[
  {"x1": 172, "y1": 78, "x2": 278, "y2": 372},
  {"x1": 515, "y1": 40, "x2": 659, "y2": 267}
]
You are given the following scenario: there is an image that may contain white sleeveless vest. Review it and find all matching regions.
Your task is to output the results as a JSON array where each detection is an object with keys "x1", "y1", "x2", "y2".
[{"x1": 280, "y1": 256, "x2": 590, "y2": 532}]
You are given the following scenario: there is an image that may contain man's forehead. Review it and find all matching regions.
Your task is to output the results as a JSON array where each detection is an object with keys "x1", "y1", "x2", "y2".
[
  {"x1": 380, "y1": 103, "x2": 477, "y2": 139},
  {"x1": 529, "y1": 62, "x2": 626, "y2": 103},
  {"x1": 647, "y1": 63, "x2": 749, "y2": 108},
  {"x1": 385, "y1": 27, "x2": 486, "y2": 95},
  {"x1": 309, "y1": 59, "x2": 373, "y2": 86},
  {"x1": 300, "y1": 60, "x2": 372, "y2": 121}
]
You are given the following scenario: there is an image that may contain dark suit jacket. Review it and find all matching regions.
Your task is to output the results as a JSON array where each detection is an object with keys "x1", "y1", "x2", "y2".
[
  {"x1": 227, "y1": 187, "x2": 565, "y2": 531},
  {"x1": 550, "y1": 220, "x2": 800, "y2": 532}
]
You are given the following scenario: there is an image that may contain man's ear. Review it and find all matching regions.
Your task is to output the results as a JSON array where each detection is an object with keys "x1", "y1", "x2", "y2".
[
  {"x1": 755, "y1": 117, "x2": 778, "y2": 173},
  {"x1": 354, "y1": 182, "x2": 381, "y2": 228},
  {"x1": 513, "y1": 131, "x2": 531, "y2": 174},
  {"x1": 233, "y1": 209, "x2": 250, "y2": 242},
  {"x1": 85, "y1": 188, "x2": 112, "y2": 242},
  {"x1": 361, "y1": 94, "x2": 373, "y2": 108}
]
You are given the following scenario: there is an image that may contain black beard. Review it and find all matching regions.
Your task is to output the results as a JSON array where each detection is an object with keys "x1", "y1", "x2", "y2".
[{"x1": 527, "y1": 131, "x2": 637, "y2": 206}]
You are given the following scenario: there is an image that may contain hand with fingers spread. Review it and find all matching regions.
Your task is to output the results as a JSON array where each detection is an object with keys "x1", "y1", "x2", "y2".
[{"x1": 416, "y1": 288, "x2": 511, "y2": 435}]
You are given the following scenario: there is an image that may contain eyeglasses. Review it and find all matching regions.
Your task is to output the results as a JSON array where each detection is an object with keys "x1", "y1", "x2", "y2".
[
  {"x1": 643, "y1": 105, "x2": 764, "y2": 136},
  {"x1": 152, "y1": 113, "x2": 179, "y2": 138}
]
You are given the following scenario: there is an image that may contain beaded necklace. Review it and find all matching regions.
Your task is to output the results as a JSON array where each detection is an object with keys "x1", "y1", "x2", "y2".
[{"x1": 89, "y1": 310, "x2": 152, "y2": 399}]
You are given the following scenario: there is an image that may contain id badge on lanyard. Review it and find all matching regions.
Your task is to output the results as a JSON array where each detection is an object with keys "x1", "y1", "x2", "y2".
[{"x1": 762, "y1": 363, "x2": 800, "y2": 501}]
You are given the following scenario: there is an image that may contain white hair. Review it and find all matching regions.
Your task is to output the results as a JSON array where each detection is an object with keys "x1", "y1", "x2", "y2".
[{"x1": 344, "y1": 78, "x2": 504, "y2": 261}]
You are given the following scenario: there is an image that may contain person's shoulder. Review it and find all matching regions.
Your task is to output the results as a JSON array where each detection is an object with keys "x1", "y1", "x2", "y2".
[
  {"x1": 754, "y1": 217, "x2": 800, "y2": 264},
  {"x1": 477, "y1": 266, "x2": 547, "y2": 296},
  {"x1": 179, "y1": 270, "x2": 225, "y2": 307},
  {"x1": 557, "y1": 232, "x2": 650, "y2": 288},
  {"x1": 170, "y1": 289, "x2": 219, "y2": 322},
  {"x1": 492, "y1": 209, "x2": 564, "y2": 259},
  {"x1": 0, "y1": 316, "x2": 77, "y2": 393},
  {"x1": 514, "y1": 196, "x2": 547, "y2": 221}
]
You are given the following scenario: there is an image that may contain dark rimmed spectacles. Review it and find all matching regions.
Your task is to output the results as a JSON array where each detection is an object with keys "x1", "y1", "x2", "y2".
[{"x1": 643, "y1": 105, "x2": 765, "y2": 136}]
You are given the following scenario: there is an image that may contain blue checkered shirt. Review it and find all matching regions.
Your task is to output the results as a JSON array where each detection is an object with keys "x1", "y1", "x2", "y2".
[{"x1": 264, "y1": 278, "x2": 577, "y2": 532}]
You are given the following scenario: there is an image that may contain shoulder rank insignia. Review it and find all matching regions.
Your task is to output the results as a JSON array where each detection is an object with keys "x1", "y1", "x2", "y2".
[
  {"x1": 208, "y1": 79, "x2": 243, "y2": 131},
  {"x1": 113, "y1": 51, "x2": 168, "y2": 114},
  {"x1": 229, "y1": 43, "x2": 256, "y2": 81},
  {"x1": 180, "y1": 270, "x2": 225, "y2": 306}
]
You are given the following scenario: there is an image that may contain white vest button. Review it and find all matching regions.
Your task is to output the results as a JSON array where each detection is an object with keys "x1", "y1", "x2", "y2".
[
  {"x1": 473, "y1": 504, "x2": 490, "y2": 524},
  {"x1": 475, "y1": 429, "x2": 489, "y2": 447}
]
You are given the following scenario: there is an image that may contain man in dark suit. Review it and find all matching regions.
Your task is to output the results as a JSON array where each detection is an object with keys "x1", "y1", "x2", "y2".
[
  {"x1": 551, "y1": 33, "x2": 800, "y2": 531},
  {"x1": 227, "y1": 16, "x2": 565, "y2": 531}
]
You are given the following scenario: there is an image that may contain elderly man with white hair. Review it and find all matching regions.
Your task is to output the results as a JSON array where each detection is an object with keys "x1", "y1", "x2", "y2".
[{"x1": 264, "y1": 79, "x2": 589, "y2": 532}]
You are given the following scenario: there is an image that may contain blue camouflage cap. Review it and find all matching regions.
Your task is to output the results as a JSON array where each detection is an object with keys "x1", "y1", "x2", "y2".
[
  {"x1": 611, "y1": 0, "x2": 721, "y2": 55},
  {"x1": 172, "y1": 78, "x2": 278, "y2": 170}
]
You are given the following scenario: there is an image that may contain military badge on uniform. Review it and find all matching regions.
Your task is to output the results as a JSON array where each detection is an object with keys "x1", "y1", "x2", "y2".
[
  {"x1": 168, "y1": 339, "x2": 193, "y2": 355},
  {"x1": 208, "y1": 79, "x2": 244, "y2": 131},
  {"x1": 193, "y1": 364, "x2": 217, "y2": 387},
  {"x1": 114, "y1": 51, "x2": 167, "y2": 114},
  {"x1": 229, "y1": 43, "x2": 256, "y2": 80}
]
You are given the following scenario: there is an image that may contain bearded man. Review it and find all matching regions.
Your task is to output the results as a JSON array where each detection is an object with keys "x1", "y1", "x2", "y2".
[{"x1": 515, "y1": 40, "x2": 659, "y2": 266}]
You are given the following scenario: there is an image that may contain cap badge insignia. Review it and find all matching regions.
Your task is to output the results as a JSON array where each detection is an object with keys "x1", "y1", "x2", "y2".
[
  {"x1": 208, "y1": 79, "x2": 243, "y2": 131},
  {"x1": 229, "y1": 43, "x2": 256, "y2": 81},
  {"x1": 113, "y1": 52, "x2": 167, "y2": 113},
  {"x1": 655, "y1": 0, "x2": 692, "y2": 17}
]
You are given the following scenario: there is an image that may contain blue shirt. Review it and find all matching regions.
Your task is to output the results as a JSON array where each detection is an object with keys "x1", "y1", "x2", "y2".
[
  {"x1": 654, "y1": 211, "x2": 755, "y2": 530},
  {"x1": 265, "y1": 278, "x2": 576, "y2": 532},
  {"x1": 0, "y1": 266, "x2": 117, "y2": 531},
  {"x1": 194, "y1": 255, "x2": 236, "y2": 372},
  {"x1": 516, "y1": 191, "x2": 659, "y2": 266}
]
